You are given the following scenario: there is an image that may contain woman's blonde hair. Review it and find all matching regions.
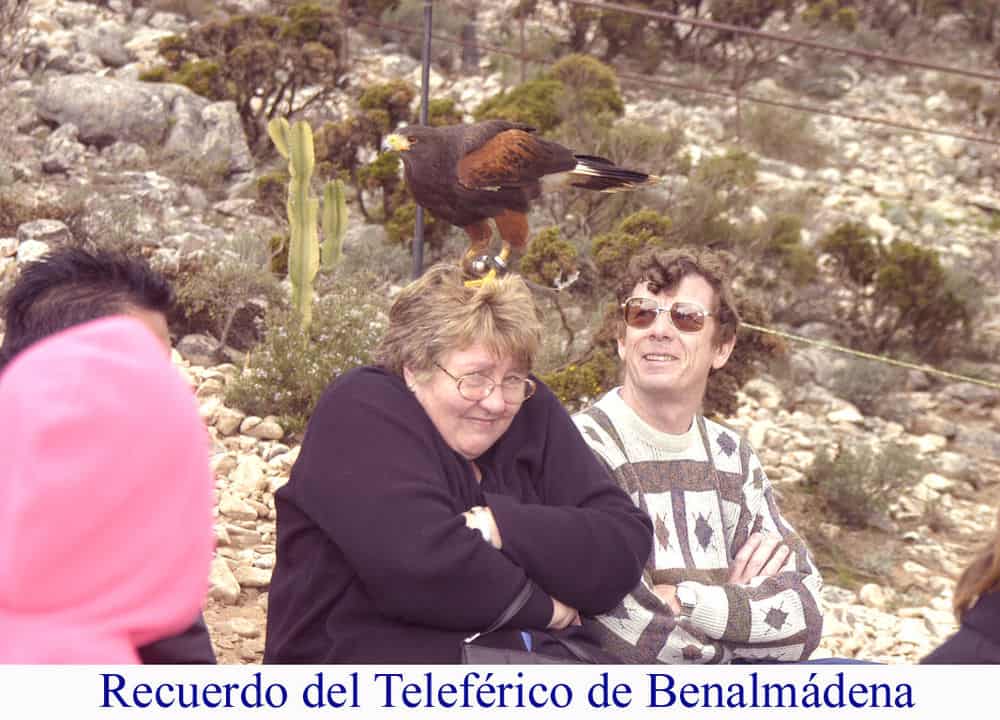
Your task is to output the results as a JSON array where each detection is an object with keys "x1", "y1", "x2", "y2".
[
  {"x1": 953, "y1": 507, "x2": 1000, "y2": 620},
  {"x1": 376, "y1": 264, "x2": 542, "y2": 377}
]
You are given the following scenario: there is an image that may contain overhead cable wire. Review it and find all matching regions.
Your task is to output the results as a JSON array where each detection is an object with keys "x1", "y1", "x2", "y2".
[
  {"x1": 351, "y1": 14, "x2": 1000, "y2": 148},
  {"x1": 615, "y1": 70, "x2": 1000, "y2": 147},
  {"x1": 742, "y1": 323, "x2": 1000, "y2": 390},
  {"x1": 566, "y1": 0, "x2": 1000, "y2": 84}
]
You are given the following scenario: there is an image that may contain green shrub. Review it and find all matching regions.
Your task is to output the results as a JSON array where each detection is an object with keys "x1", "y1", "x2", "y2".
[
  {"x1": 548, "y1": 53, "x2": 624, "y2": 120},
  {"x1": 358, "y1": 152, "x2": 403, "y2": 220},
  {"x1": 942, "y1": 80, "x2": 985, "y2": 115},
  {"x1": 806, "y1": 442, "x2": 924, "y2": 530},
  {"x1": 802, "y1": 0, "x2": 858, "y2": 30},
  {"x1": 141, "y1": 3, "x2": 343, "y2": 152},
  {"x1": 692, "y1": 149, "x2": 759, "y2": 193},
  {"x1": 475, "y1": 79, "x2": 565, "y2": 133},
  {"x1": 428, "y1": 98, "x2": 464, "y2": 127},
  {"x1": 359, "y1": 80, "x2": 416, "y2": 138},
  {"x1": 475, "y1": 55, "x2": 623, "y2": 134},
  {"x1": 736, "y1": 104, "x2": 831, "y2": 168},
  {"x1": 520, "y1": 226, "x2": 578, "y2": 287},
  {"x1": 754, "y1": 213, "x2": 819, "y2": 286},
  {"x1": 591, "y1": 209, "x2": 671, "y2": 290},
  {"x1": 225, "y1": 282, "x2": 387, "y2": 434},
  {"x1": 874, "y1": 241, "x2": 973, "y2": 360},
  {"x1": 384, "y1": 199, "x2": 448, "y2": 251},
  {"x1": 819, "y1": 224, "x2": 974, "y2": 360},
  {"x1": 818, "y1": 221, "x2": 878, "y2": 285},
  {"x1": 828, "y1": 357, "x2": 906, "y2": 417},
  {"x1": 540, "y1": 350, "x2": 617, "y2": 411}
]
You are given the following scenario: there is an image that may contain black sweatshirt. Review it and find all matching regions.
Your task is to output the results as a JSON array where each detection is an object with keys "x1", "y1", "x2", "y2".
[
  {"x1": 264, "y1": 366, "x2": 653, "y2": 663},
  {"x1": 922, "y1": 590, "x2": 1000, "y2": 664}
]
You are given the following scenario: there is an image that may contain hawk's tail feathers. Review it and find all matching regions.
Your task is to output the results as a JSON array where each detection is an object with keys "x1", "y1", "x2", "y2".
[{"x1": 568, "y1": 155, "x2": 659, "y2": 192}]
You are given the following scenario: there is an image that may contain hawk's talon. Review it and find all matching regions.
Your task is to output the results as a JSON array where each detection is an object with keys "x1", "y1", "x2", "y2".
[{"x1": 463, "y1": 254, "x2": 509, "y2": 287}]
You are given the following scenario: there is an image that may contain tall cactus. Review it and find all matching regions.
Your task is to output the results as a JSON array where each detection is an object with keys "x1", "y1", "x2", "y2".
[{"x1": 267, "y1": 118, "x2": 348, "y2": 332}]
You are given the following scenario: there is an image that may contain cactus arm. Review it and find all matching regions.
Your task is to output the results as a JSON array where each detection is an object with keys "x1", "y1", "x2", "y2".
[
  {"x1": 267, "y1": 117, "x2": 291, "y2": 159},
  {"x1": 321, "y1": 179, "x2": 347, "y2": 270},
  {"x1": 285, "y1": 120, "x2": 320, "y2": 333}
]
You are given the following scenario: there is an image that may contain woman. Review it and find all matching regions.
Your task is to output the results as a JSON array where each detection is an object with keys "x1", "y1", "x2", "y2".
[
  {"x1": 0, "y1": 316, "x2": 214, "y2": 663},
  {"x1": 923, "y1": 507, "x2": 1000, "y2": 663},
  {"x1": 264, "y1": 265, "x2": 652, "y2": 663}
]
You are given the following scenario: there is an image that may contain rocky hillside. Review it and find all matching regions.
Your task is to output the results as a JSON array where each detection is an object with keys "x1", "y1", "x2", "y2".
[{"x1": 1, "y1": 0, "x2": 999, "y2": 664}]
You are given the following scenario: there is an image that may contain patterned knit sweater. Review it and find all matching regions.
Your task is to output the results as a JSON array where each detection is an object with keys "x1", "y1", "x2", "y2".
[{"x1": 573, "y1": 389, "x2": 824, "y2": 664}]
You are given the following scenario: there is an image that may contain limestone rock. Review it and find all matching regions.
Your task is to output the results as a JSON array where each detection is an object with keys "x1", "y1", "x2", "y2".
[
  {"x1": 234, "y1": 566, "x2": 272, "y2": 589},
  {"x1": 219, "y1": 494, "x2": 258, "y2": 522},
  {"x1": 16, "y1": 219, "x2": 71, "y2": 247},
  {"x1": 176, "y1": 334, "x2": 219, "y2": 367},
  {"x1": 215, "y1": 407, "x2": 247, "y2": 437},
  {"x1": 228, "y1": 617, "x2": 261, "y2": 639},
  {"x1": 858, "y1": 583, "x2": 890, "y2": 610},
  {"x1": 209, "y1": 556, "x2": 241, "y2": 605},
  {"x1": 230, "y1": 456, "x2": 269, "y2": 493},
  {"x1": 241, "y1": 416, "x2": 284, "y2": 441},
  {"x1": 42, "y1": 122, "x2": 87, "y2": 174},
  {"x1": 36, "y1": 75, "x2": 172, "y2": 146}
]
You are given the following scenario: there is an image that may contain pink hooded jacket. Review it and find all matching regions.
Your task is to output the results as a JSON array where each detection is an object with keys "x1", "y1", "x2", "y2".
[{"x1": 0, "y1": 316, "x2": 215, "y2": 663}]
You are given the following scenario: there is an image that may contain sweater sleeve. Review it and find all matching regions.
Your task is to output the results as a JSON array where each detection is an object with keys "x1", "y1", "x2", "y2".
[
  {"x1": 288, "y1": 369, "x2": 552, "y2": 632},
  {"x1": 678, "y1": 445, "x2": 824, "y2": 660},
  {"x1": 485, "y1": 383, "x2": 653, "y2": 615}
]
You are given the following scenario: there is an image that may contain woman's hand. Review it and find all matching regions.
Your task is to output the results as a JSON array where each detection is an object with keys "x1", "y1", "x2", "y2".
[
  {"x1": 547, "y1": 597, "x2": 581, "y2": 629},
  {"x1": 462, "y1": 506, "x2": 502, "y2": 549}
]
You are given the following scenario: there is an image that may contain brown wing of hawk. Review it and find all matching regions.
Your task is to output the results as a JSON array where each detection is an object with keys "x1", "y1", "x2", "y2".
[{"x1": 382, "y1": 120, "x2": 656, "y2": 282}]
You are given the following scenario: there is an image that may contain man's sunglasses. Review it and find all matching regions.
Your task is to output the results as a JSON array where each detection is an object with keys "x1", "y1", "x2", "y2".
[{"x1": 621, "y1": 297, "x2": 713, "y2": 333}]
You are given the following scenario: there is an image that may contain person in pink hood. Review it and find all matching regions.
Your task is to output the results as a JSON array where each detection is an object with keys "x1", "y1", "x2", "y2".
[{"x1": 0, "y1": 315, "x2": 215, "y2": 663}]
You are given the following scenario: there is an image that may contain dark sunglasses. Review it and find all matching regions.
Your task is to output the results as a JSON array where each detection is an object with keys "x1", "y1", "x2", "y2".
[{"x1": 621, "y1": 297, "x2": 713, "y2": 333}]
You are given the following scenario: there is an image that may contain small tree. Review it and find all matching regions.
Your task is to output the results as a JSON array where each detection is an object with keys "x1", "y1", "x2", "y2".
[
  {"x1": 818, "y1": 223, "x2": 974, "y2": 361},
  {"x1": 141, "y1": 3, "x2": 344, "y2": 152}
]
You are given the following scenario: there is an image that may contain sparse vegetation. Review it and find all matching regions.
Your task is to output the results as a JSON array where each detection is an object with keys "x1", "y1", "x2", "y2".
[
  {"x1": 828, "y1": 358, "x2": 907, "y2": 417},
  {"x1": 225, "y1": 282, "x2": 387, "y2": 434},
  {"x1": 167, "y1": 240, "x2": 282, "y2": 352},
  {"x1": 735, "y1": 104, "x2": 832, "y2": 168},
  {"x1": 0, "y1": 0, "x2": 29, "y2": 88},
  {"x1": 806, "y1": 442, "x2": 925, "y2": 530}
]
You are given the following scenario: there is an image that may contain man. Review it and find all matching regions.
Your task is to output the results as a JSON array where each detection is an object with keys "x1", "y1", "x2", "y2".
[
  {"x1": 0, "y1": 247, "x2": 172, "y2": 365},
  {"x1": 573, "y1": 247, "x2": 823, "y2": 664},
  {"x1": 0, "y1": 246, "x2": 216, "y2": 664}
]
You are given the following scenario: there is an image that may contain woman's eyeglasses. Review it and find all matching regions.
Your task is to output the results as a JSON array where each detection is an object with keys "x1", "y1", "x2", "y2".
[
  {"x1": 435, "y1": 363, "x2": 536, "y2": 404},
  {"x1": 621, "y1": 297, "x2": 713, "y2": 333}
]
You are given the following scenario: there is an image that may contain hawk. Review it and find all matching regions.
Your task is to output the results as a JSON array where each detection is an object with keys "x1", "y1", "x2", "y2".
[{"x1": 381, "y1": 120, "x2": 657, "y2": 283}]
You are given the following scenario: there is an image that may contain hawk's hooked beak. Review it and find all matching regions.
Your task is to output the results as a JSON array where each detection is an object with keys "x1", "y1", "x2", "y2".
[{"x1": 381, "y1": 134, "x2": 411, "y2": 153}]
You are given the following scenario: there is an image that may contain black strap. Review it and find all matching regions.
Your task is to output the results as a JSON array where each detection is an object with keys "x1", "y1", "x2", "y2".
[
  {"x1": 464, "y1": 581, "x2": 601, "y2": 664},
  {"x1": 466, "y1": 580, "x2": 533, "y2": 643}
]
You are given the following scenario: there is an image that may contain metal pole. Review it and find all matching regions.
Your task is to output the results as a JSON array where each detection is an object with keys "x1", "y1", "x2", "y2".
[
  {"x1": 412, "y1": 0, "x2": 433, "y2": 279},
  {"x1": 519, "y1": 14, "x2": 526, "y2": 84}
]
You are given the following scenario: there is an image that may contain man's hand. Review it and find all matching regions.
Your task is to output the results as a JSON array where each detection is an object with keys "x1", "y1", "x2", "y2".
[
  {"x1": 728, "y1": 531, "x2": 790, "y2": 585},
  {"x1": 548, "y1": 597, "x2": 581, "y2": 629},
  {"x1": 652, "y1": 583, "x2": 681, "y2": 614}
]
